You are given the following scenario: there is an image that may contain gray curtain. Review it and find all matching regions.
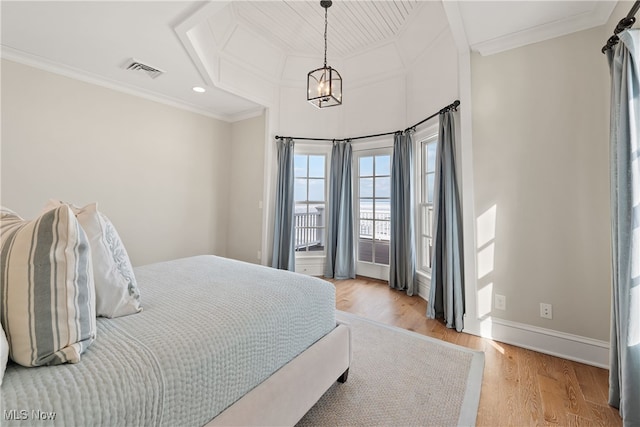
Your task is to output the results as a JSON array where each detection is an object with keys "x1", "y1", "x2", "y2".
[
  {"x1": 427, "y1": 111, "x2": 465, "y2": 332},
  {"x1": 271, "y1": 137, "x2": 295, "y2": 271},
  {"x1": 389, "y1": 132, "x2": 417, "y2": 295},
  {"x1": 325, "y1": 140, "x2": 356, "y2": 279},
  {"x1": 606, "y1": 29, "x2": 640, "y2": 426}
]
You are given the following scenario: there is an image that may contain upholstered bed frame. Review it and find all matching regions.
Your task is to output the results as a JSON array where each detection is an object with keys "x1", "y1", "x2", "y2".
[
  {"x1": 208, "y1": 322, "x2": 351, "y2": 426},
  {"x1": 1, "y1": 251, "x2": 352, "y2": 427}
]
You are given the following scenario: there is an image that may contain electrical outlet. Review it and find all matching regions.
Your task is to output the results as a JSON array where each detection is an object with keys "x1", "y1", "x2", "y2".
[
  {"x1": 495, "y1": 294, "x2": 506, "y2": 311},
  {"x1": 540, "y1": 303, "x2": 553, "y2": 319}
]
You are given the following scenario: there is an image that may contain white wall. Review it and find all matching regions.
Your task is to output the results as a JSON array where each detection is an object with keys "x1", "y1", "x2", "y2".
[
  {"x1": 277, "y1": 85, "x2": 345, "y2": 138},
  {"x1": 276, "y1": 36, "x2": 458, "y2": 142},
  {"x1": 275, "y1": 19, "x2": 457, "y2": 140},
  {"x1": 1, "y1": 59, "x2": 231, "y2": 266},
  {"x1": 343, "y1": 76, "x2": 406, "y2": 137},
  {"x1": 276, "y1": 74, "x2": 407, "y2": 140},
  {"x1": 227, "y1": 113, "x2": 266, "y2": 264},
  {"x1": 470, "y1": 25, "x2": 611, "y2": 341},
  {"x1": 405, "y1": 2, "x2": 459, "y2": 126}
]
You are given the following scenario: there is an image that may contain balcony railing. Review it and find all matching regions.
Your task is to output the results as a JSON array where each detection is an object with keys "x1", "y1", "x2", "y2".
[
  {"x1": 358, "y1": 211, "x2": 391, "y2": 241},
  {"x1": 294, "y1": 207, "x2": 432, "y2": 268},
  {"x1": 295, "y1": 208, "x2": 393, "y2": 254},
  {"x1": 295, "y1": 207, "x2": 324, "y2": 250}
]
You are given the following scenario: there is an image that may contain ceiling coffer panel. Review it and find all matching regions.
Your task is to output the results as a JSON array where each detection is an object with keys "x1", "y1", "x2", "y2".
[{"x1": 232, "y1": 0, "x2": 422, "y2": 59}]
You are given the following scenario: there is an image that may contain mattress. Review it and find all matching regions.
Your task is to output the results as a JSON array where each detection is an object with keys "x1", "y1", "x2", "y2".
[{"x1": 1, "y1": 255, "x2": 336, "y2": 426}]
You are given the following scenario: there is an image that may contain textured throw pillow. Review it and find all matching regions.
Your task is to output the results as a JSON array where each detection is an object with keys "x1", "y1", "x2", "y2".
[
  {"x1": 0, "y1": 206, "x2": 21, "y2": 220},
  {"x1": 0, "y1": 205, "x2": 96, "y2": 367},
  {"x1": 0, "y1": 324, "x2": 8, "y2": 385},
  {"x1": 44, "y1": 200, "x2": 141, "y2": 318}
]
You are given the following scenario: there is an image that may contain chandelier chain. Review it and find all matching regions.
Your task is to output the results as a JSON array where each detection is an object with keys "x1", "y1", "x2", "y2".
[{"x1": 324, "y1": 6, "x2": 328, "y2": 68}]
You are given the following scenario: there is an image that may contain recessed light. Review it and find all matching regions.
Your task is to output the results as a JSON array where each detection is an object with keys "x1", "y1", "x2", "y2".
[{"x1": 192, "y1": 86, "x2": 206, "y2": 93}]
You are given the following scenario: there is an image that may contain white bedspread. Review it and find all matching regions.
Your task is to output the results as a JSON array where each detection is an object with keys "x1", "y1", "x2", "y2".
[{"x1": 1, "y1": 255, "x2": 336, "y2": 426}]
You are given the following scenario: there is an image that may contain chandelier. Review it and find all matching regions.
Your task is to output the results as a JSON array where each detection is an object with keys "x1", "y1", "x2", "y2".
[{"x1": 307, "y1": 0, "x2": 342, "y2": 108}]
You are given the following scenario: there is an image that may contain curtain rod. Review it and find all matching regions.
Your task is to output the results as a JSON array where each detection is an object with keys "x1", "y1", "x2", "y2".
[
  {"x1": 275, "y1": 99, "x2": 460, "y2": 143},
  {"x1": 404, "y1": 99, "x2": 460, "y2": 133},
  {"x1": 602, "y1": 0, "x2": 640, "y2": 53}
]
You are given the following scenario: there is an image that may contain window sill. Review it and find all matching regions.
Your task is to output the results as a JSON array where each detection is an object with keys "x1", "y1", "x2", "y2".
[
  {"x1": 295, "y1": 254, "x2": 326, "y2": 259},
  {"x1": 416, "y1": 270, "x2": 431, "y2": 281}
]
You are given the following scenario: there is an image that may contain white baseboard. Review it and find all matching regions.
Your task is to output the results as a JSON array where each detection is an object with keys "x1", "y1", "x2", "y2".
[
  {"x1": 478, "y1": 317, "x2": 610, "y2": 369},
  {"x1": 414, "y1": 275, "x2": 609, "y2": 368}
]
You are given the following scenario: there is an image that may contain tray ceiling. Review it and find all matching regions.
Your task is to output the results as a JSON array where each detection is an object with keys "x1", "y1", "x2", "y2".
[
  {"x1": 233, "y1": 1, "x2": 422, "y2": 58},
  {"x1": 0, "y1": 1, "x2": 618, "y2": 120}
]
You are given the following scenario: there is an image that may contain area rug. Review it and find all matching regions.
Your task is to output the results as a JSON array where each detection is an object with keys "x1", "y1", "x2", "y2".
[{"x1": 297, "y1": 311, "x2": 484, "y2": 427}]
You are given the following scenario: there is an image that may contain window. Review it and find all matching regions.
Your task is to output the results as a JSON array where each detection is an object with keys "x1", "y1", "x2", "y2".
[
  {"x1": 418, "y1": 136, "x2": 437, "y2": 272},
  {"x1": 357, "y1": 153, "x2": 391, "y2": 266},
  {"x1": 294, "y1": 154, "x2": 326, "y2": 253}
]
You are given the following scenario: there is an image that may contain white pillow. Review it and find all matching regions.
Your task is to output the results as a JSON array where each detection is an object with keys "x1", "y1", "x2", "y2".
[
  {"x1": 0, "y1": 324, "x2": 8, "y2": 385},
  {"x1": 44, "y1": 200, "x2": 142, "y2": 318},
  {"x1": 0, "y1": 205, "x2": 96, "y2": 367}
]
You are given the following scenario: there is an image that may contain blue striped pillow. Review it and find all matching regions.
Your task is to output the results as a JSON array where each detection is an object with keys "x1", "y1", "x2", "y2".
[{"x1": 0, "y1": 206, "x2": 96, "y2": 367}]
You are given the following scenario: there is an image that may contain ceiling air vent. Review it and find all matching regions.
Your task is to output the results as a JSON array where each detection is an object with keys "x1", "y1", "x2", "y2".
[{"x1": 125, "y1": 59, "x2": 164, "y2": 79}]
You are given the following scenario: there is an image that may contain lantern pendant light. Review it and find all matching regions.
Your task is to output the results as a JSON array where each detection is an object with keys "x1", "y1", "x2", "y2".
[{"x1": 307, "y1": 0, "x2": 342, "y2": 108}]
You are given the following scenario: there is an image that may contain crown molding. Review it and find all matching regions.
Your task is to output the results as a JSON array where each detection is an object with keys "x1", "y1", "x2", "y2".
[
  {"x1": 472, "y1": 2, "x2": 616, "y2": 56},
  {"x1": 227, "y1": 106, "x2": 266, "y2": 123},
  {"x1": 0, "y1": 46, "x2": 243, "y2": 123}
]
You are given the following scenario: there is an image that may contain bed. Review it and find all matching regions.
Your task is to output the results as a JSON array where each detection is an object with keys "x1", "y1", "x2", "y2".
[{"x1": 1, "y1": 255, "x2": 351, "y2": 426}]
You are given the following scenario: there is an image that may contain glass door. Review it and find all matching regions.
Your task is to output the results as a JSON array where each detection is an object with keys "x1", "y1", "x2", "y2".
[{"x1": 355, "y1": 149, "x2": 391, "y2": 280}]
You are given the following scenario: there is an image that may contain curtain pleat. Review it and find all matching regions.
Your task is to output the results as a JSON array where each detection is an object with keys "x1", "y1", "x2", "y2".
[
  {"x1": 427, "y1": 111, "x2": 465, "y2": 332},
  {"x1": 389, "y1": 132, "x2": 417, "y2": 295},
  {"x1": 606, "y1": 29, "x2": 640, "y2": 426},
  {"x1": 325, "y1": 141, "x2": 356, "y2": 279},
  {"x1": 271, "y1": 138, "x2": 295, "y2": 271}
]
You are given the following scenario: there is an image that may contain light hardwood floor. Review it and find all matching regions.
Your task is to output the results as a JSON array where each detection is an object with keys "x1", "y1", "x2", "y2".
[{"x1": 328, "y1": 276, "x2": 622, "y2": 426}]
